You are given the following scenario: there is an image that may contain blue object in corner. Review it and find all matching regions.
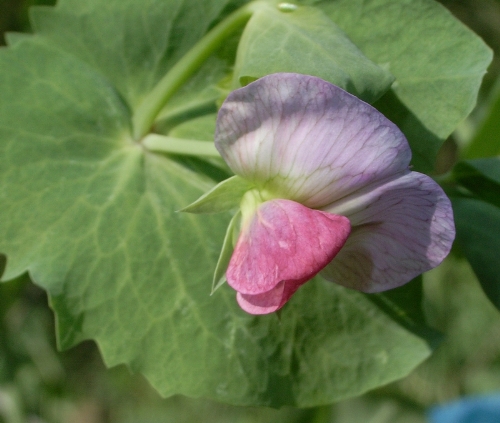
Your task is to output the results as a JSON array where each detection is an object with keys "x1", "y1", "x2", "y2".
[{"x1": 429, "y1": 394, "x2": 500, "y2": 423}]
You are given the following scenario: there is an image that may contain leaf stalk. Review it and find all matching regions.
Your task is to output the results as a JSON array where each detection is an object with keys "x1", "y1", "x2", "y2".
[
  {"x1": 142, "y1": 134, "x2": 221, "y2": 157},
  {"x1": 132, "y1": 1, "x2": 267, "y2": 140}
]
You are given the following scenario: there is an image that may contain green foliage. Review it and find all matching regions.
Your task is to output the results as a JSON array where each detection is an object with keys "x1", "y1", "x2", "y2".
[
  {"x1": 318, "y1": 0, "x2": 492, "y2": 171},
  {"x1": 0, "y1": 278, "x2": 318, "y2": 423},
  {"x1": 233, "y1": 3, "x2": 394, "y2": 102},
  {"x1": 453, "y1": 158, "x2": 500, "y2": 208},
  {"x1": 28, "y1": 0, "x2": 234, "y2": 110},
  {"x1": 0, "y1": 0, "x2": 493, "y2": 408},
  {"x1": 388, "y1": 257, "x2": 500, "y2": 404},
  {"x1": 181, "y1": 176, "x2": 251, "y2": 214},
  {"x1": 452, "y1": 158, "x2": 500, "y2": 309},
  {"x1": 465, "y1": 80, "x2": 500, "y2": 158},
  {"x1": 452, "y1": 198, "x2": 500, "y2": 310},
  {"x1": 367, "y1": 277, "x2": 442, "y2": 348}
]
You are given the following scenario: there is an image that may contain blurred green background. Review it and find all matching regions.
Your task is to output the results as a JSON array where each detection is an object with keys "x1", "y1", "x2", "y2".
[{"x1": 1, "y1": 0, "x2": 500, "y2": 422}]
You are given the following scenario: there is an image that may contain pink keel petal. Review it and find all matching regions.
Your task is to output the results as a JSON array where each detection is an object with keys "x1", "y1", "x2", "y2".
[
  {"x1": 227, "y1": 199, "x2": 351, "y2": 312},
  {"x1": 321, "y1": 172, "x2": 455, "y2": 292},
  {"x1": 236, "y1": 279, "x2": 305, "y2": 315}
]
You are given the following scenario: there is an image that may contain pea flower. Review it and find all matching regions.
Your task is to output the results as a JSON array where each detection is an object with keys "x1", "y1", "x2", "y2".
[{"x1": 185, "y1": 73, "x2": 455, "y2": 315}]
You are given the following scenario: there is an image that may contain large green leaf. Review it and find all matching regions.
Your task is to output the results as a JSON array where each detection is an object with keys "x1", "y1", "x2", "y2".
[
  {"x1": 0, "y1": 0, "x2": 452, "y2": 407},
  {"x1": 453, "y1": 158, "x2": 500, "y2": 209},
  {"x1": 449, "y1": 158, "x2": 500, "y2": 312},
  {"x1": 464, "y1": 79, "x2": 500, "y2": 159},
  {"x1": 233, "y1": 3, "x2": 394, "y2": 103},
  {"x1": 384, "y1": 256, "x2": 500, "y2": 406},
  {"x1": 367, "y1": 277, "x2": 442, "y2": 348},
  {"x1": 28, "y1": 0, "x2": 233, "y2": 110},
  {"x1": 155, "y1": 57, "x2": 228, "y2": 131},
  {"x1": 317, "y1": 0, "x2": 492, "y2": 172},
  {"x1": 452, "y1": 197, "x2": 500, "y2": 310}
]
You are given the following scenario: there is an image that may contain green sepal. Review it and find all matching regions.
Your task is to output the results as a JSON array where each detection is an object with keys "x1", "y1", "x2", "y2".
[
  {"x1": 180, "y1": 175, "x2": 252, "y2": 214},
  {"x1": 212, "y1": 210, "x2": 241, "y2": 294}
]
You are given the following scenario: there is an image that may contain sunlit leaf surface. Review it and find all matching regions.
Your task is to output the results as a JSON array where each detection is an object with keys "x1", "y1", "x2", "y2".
[{"x1": 318, "y1": 0, "x2": 492, "y2": 171}]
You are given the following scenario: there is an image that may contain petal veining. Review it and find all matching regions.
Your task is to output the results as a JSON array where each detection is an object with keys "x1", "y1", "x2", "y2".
[
  {"x1": 227, "y1": 199, "x2": 351, "y2": 296},
  {"x1": 215, "y1": 73, "x2": 411, "y2": 208},
  {"x1": 321, "y1": 172, "x2": 455, "y2": 292}
]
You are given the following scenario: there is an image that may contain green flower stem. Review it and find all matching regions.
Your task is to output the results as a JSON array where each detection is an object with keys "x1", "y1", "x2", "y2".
[
  {"x1": 142, "y1": 134, "x2": 220, "y2": 157},
  {"x1": 132, "y1": 1, "x2": 267, "y2": 140}
]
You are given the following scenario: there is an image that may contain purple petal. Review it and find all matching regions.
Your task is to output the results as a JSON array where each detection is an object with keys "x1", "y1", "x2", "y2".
[
  {"x1": 321, "y1": 172, "x2": 455, "y2": 292},
  {"x1": 227, "y1": 199, "x2": 350, "y2": 297},
  {"x1": 215, "y1": 73, "x2": 411, "y2": 208}
]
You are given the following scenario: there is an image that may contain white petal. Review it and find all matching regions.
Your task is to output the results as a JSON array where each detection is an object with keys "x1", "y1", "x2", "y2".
[{"x1": 215, "y1": 73, "x2": 410, "y2": 208}]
